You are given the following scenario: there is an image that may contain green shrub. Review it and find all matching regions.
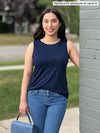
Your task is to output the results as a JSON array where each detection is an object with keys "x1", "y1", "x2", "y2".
[{"x1": 0, "y1": 21, "x2": 8, "y2": 33}]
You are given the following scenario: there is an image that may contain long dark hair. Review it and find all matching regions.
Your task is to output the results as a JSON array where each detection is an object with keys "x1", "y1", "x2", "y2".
[{"x1": 34, "y1": 8, "x2": 67, "y2": 40}]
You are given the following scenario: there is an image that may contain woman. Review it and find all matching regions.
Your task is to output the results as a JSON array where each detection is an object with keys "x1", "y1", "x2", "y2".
[{"x1": 19, "y1": 8, "x2": 79, "y2": 133}]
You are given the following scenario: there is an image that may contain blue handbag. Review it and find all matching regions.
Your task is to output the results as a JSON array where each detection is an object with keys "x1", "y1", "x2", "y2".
[{"x1": 11, "y1": 113, "x2": 38, "y2": 133}]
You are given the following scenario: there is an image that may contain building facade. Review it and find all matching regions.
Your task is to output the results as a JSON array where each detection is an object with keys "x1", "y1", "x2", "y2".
[{"x1": 79, "y1": 0, "x2": 100, "y2": 132}]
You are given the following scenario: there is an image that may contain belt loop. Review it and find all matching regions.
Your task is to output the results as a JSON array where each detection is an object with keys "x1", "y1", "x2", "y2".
[{"x1": 46, "y1": 90, "x2": 49, "y2": 97}]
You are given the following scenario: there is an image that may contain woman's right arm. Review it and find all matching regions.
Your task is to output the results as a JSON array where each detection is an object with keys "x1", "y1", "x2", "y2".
[{"x1": 19, "y1": 42, "x2": 34, "y2": 115}]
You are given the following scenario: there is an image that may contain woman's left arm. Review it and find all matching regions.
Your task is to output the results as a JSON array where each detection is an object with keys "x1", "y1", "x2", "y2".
[{"x1": 67, "y1": 40, "x2": 79, "y2": 68}]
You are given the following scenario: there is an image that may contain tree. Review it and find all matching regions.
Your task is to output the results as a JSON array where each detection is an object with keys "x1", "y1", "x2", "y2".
[
  {"x1": 0, "y1": 0, "x2": 6, "y2": 11},
  {"x1": 0, "y1": 0, "x2": 44, "y2": 33},
  {"x1": 0, "y1": 0, "x2": 79, "y2": 34},
  {"x1": 0, "y1": 0, "x2": 12, "y2": 13},
  {"x1": 10, "y1": 0, "x2": 38, "y2": 23}
]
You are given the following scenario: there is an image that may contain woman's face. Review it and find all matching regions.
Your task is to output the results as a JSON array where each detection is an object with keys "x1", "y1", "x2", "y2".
[{"x1": 42, "y1": 12, "x2": 61, "y2": 37}]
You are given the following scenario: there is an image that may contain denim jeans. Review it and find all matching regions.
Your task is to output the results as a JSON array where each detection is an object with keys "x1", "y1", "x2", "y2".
[{"x1": 27, "y1": 89, "x2": 67, "y2": 133}]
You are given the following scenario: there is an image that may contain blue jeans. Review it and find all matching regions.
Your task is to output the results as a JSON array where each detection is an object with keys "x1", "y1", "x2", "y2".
[{"x1": 27, "y1": 89, "x2": 67, "y2": 133}]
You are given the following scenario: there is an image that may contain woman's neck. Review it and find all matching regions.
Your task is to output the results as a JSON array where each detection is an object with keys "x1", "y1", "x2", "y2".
[{"x1": 41, "y1": 36, "x2": 60, "y2": 44}]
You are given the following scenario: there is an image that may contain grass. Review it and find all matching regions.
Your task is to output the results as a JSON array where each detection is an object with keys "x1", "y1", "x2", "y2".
[
  {"x1": 0, "y1": 33, "x2": 33, "y2": 45},
  {"x1": 0, "y1": 70, "x2": 23, "y2": 120},
  {"x1": 0, "y1": 33, "x2": 79, "y2": 45},
  {"x1": 0, "y1": 60, "x2": 24, "y2": 66},
  {"x1": 67, "y1": 67, "x2": 79, "y2": 108},
  {"x1": 0, "y1": 66, "x2": 79, "y2": 120}
]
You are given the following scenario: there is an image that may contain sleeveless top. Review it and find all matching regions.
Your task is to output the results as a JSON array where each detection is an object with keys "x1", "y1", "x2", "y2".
[{"x1": 27, "y1": 39, "x2": 69, "y2": 98}]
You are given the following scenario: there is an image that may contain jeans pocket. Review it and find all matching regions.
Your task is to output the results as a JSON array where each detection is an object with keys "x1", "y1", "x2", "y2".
[{"x1": 28, "y1": 90, "x2": 39, "y2": 95}]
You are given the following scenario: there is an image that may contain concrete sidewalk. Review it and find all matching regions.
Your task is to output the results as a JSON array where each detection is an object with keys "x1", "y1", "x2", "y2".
[
  {"x1": 0, "y1": 107, "x2": 79, "y2": 133},
  {"x1": 0, "y1": 45, "x2": 27, "y2": 62}
]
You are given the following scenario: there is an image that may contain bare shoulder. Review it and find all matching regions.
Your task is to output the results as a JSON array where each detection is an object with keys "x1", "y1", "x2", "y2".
[
  {"x1": 28, "y1": 42, "x2": 34, "y2": 49},
  {"x1": 26, "y1": 42, "x2": 34, "y2": 52},
  {"x1": 67, "y1": 40, "x2": 75, "y2": 54},
  {"x1": 25, "y1": 42, "x2": 34, "y2": 57},
  {"x1": 67, "y1": 40, "x2": 74, "y2": 48}
]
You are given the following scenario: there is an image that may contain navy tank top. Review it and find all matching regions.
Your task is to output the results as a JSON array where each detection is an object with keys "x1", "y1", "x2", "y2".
[{"x1": 27, "y1": 39, "x2": 69, "y2": 98}]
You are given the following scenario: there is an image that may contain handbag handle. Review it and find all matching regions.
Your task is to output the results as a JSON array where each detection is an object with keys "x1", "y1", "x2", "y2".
[{"x1": 16, "y1": 113, "x2": 32, "y2": 124}]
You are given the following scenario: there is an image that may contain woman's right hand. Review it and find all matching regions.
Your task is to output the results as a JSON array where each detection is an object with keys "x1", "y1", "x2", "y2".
[{"x1": 19, "y1": 101, "x2": 29, "y2": 115}]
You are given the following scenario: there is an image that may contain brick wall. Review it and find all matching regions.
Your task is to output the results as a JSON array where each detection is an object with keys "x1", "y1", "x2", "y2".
[{"x1": 79, "y1": 0, "x2": 100, "y2": 132}]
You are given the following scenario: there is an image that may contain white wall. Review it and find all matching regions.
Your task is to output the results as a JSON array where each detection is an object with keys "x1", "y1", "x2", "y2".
[{"x1": 79, "y1": 0, "x2": 100, "y2": 132}]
